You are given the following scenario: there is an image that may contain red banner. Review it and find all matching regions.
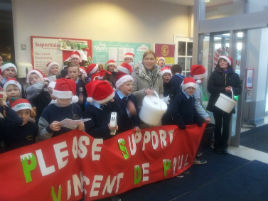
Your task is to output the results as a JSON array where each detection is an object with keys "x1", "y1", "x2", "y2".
[{"x1": 0, "y1": 124, "x2": 206, "y2": 201}]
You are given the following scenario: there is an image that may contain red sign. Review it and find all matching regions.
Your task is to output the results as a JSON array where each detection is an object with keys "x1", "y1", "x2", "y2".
[
  {"x1": 155, "y1": 44, "x2": 175, "y2": 65},
  {"x1": 0, "y1": 124, "x2": 206, "y2": 201}
]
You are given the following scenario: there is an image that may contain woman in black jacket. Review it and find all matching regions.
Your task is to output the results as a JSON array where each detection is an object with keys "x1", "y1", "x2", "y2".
[{"x1": 207, "y1": 56, "x2": 241, "y2": 154}]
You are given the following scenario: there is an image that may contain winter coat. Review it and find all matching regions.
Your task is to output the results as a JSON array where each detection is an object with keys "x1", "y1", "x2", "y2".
[
  {"x1": 207, "y1": 66, "x2": 241, "y2": 113},
  {"x1": 131, "y1": 64, "x2": 163, "y2": 109}
]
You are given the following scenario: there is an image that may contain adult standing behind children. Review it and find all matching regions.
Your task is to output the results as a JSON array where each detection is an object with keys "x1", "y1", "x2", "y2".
[
  {"x1": 131, "y1": 50, "x2": 163, "y2": 109},
  {"x1": 207, "y1": 56, "x2": 241, "y2": 154}
]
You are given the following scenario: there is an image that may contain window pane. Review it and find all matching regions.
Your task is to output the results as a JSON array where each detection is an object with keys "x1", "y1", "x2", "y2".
[
  {"x1": 187, "y1": 42, "x2": 193, "y2": 56},
  {"x1": 178, "y1": 41, "x2": 186, "y2": 56},
  {"x1": 178, "y1": 57, "x2": 185, "y2": 69}
]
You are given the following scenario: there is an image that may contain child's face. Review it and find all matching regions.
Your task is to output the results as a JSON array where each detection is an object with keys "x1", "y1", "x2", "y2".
[
  {"x1": 57, "y1": 98, "x2": 72, "y2": 107},
  {"x1": 185, "y1": 87, "x2": 196, "y2": 96},
  {"x1": 71, "y1": 58, "x2": 80, "y2": 66},
  {"x1": 2, "y1": 67, "x2": 16, "y2": 79},
  {"x1": 124, "y1": 57, "x2": 133, "y2": 63},
  {"x1": 67, "y1": 66, "x2": 79, "y2": 81},
  {"x1": 119, "y1": 81, "x2": 133, "y2": 96},
  {"x1": 49, "y1": 65, "x2": 59, "y2": 75},
  {"x1": 107, "y1": 65, "x2": 116, "y2": 73},
  {"x1": 6, "y1": 84, "x2": 21, "y2": 99},
  {"x1": 17, "y1": 109, "x2": 31, "y2": 126},
  {"x1": 158, "y1": 60, "x2": 165, "y2": 67},
  {"x1": 29, "y1": 73, "x2": 42, "y2": 85},
  {"x1": 162, "y1": 73, "x2": 171, "y2": 83}
]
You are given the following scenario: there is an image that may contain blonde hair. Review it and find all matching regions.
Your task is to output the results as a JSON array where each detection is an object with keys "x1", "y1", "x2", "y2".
[{"x1": 142, "y1": 50, "x2": 156, "y2": 60}]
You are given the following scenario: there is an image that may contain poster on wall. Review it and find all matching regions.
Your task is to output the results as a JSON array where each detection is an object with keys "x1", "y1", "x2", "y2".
[
  {"x1": 155, "y1": 43, "x2": 175, "y2": 65},
  {"x1": 92, "y1": 41, "x2": 150, "y2": 65},
  {"x1": 31, "y1": 36, "x2": 92, "y2": 75}
]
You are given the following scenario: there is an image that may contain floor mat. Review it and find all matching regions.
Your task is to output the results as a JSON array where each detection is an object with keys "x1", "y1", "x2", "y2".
[
  {"x1": 120, "y1": 150, "x2": 268, "y2": 201},
  {"x1": 240, "y1": 124, "x2": 268, "y2": 153}
]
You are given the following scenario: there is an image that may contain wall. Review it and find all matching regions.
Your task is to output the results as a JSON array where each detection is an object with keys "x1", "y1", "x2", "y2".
[{"x1": 12, "y1": 0, "x2": 191, "y2": 71}]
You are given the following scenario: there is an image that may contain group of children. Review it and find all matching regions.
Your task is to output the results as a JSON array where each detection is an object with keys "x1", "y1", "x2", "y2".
[{"x1": 0, "y1": 51, "x2": 209, "y2": 158}]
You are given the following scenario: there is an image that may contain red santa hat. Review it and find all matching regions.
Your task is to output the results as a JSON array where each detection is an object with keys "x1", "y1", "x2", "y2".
[
  {"x1": 91, "y1": 69, "x2": 110, "y2": 81},
  {"x1": 79, "y1": 67, "x2": 87, "y2": 77},
  {"x1": 10, "y1": 98, "x2": 32, "y2": 112},
  {"x1": 46, "y1": 61, "x2": 59, "y2": 72},
  {"x1": 86, "y1": 63, "x2": 99, "y2": 75},
  {"x1": 160, "y1": 66, "x2": 172, "y2": 76},
  {"x1": 53, "y1": 78, "x2": 78, "y2": 103},
  {"x1": 3, "y1": 78, "x2": 22, "y2": 92},
  {"x1": 190, "y1": 64, "x2": 206, "y2": 80},
  {"x1": 124, "y1": 52, "x2": 134, "y2": 60},
  {"x1": 70, "y1": 51, "x2": 81, "y2": 60},
  {"x1": 86, "y1": 80, "x2": 115, "y2": 104},
  {"x1": 218, "y1": 55, "x2": 233, "y2": 66},
  {"x1": 115, "y1": 74, "x2": 133, "y2": 89},
  {"x1": 1, "y1": 63, "x2": 17, "y2": 73},
  {"x1": 157, "y1": 57, "x2": 165, "y2": 62},
  {"x1": 26, "y1": 69, "x2": 45, "y2": 84},
  {"x1": 117, "y1": 62, "x2": 133, "y2": 75},
  {"x1": 181, "y1": 77, "x2": 197, "y2": 91},
  {"x1": 106, "y1": 59, "x2": 117, "y2": 67}
]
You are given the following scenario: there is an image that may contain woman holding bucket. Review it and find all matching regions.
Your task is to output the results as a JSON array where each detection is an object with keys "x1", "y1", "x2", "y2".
[
  {"x1": 132, "y1": 50, "x2": 163, "y2": 109},
  {"x1": 132, "y1": 50, "x2": 164, "y2": 127},
  {"x1": 207, "y1": 56, "x2": 241, "y2": 154}
]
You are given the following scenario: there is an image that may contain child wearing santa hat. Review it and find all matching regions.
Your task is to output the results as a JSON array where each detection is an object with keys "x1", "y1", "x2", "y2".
[
  {"x1": 106, "y1": 59, "x2": 117, "y2": 73},
  {"x1": 84, "y1": 80, "x2": 120, "y2": 139},
  {"x1": 190, "y1": 64, "x2": 210, "y2": 165},
  {"x1": 157, "y1": 57, "x2": 165, "y2": 68},
  {"x1": 0, "y1": 63, "x2": 17, "y2": 87},
  {"x1": 0, "y1": 89, "x2": 23, "y2": 152},
  {"x1": 3, "y1": 78, "x2": 22, "y2": 105},
  {"x1": 190, "y1": 64, "x2": 210, "y2": 122},
  {"x1": 170, "y1": 77, "x2": 203, "y2": 129},
  {"x1": 66, "y1": 65, "x2": 87, "y2": 111},
  {"x1": 114, "y1": 74, "x2": 140, "y2": 133},
  {"x1": 3, "y1": 98, "x2": 38, "y2": 151},
  {"x1": 26, "y1": 69, "x2": 51, "y2": 121},
  {"x1": 0, "y1": 63, "x2": 26, "y2": 97},
  {"x1": 46, "y1": 61, "x2": 60, "y2": 77},
  {"x1": 38, "y1": 78, "x2": 83, "y2": 139},
  {"x1": 123, "y1": 52, "x2": 134, "y2": 64}
]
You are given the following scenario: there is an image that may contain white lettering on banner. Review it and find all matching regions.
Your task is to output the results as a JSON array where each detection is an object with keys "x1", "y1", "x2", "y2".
[
  {"x1": 124, "y1": 129, "x2": 175, "y2": 155},
  {"x1": 78, "y1": 136, "x2": 90, "y2": 158},
  {"x1": 92, "y1": 139, "x2": 103, "y2": 161},
  {"x1": 53, "y1": 141, "x2": 69, "y2": 170},
  {"x1": 90, "y1": 175, "x2": 103, "y2": 197},
  {"x1": 172, "y1": 154, "x2": 190, "y2": 175},
  {"x1": 102, "y1": 176, "x2": 117, "y2": 195},
  {"x1": 142, "y1": 163, "x2": 150, "y2": 182},
  {"x1": 72, "y1": 136, "x2": 78, "y2": 159},
  {"x1": 72, "y1": 174, "x2": 83, "y2": 197},
  {"x1": 36, "y1": 149, "x2": 55, "y2": 176}
]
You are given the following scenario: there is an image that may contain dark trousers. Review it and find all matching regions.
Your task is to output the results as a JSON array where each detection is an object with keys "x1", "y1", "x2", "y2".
[{"x1": 213, "y1": 110, "x2": 232, "y2": 150}]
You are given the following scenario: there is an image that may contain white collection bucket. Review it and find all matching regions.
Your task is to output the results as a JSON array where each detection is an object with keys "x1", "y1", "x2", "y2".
[
  {"x1": 215, "y1": 90, "x2": 236, "y2": 113},
  {"x1": 139, "y1": 91, "x2": 167, "y2": 126}
]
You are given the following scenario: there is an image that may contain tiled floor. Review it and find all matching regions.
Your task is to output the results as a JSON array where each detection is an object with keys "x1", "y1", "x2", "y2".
[{"x1": 227, "y1": 145, "x2": 268, "y2": 164}]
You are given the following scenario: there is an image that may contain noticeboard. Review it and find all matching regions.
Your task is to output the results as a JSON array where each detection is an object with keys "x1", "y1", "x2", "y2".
[
  {"x1": 31, "y1": 36, "x2": 92, "y2": 75},
  {"x1": 92, "y1": 40, "x2": 150, "y2": 65}
]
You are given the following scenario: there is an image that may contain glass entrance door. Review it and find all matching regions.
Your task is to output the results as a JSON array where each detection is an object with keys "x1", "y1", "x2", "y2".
[{"x1": 199, "y1": 28, "x2": 268, "y2": 147}]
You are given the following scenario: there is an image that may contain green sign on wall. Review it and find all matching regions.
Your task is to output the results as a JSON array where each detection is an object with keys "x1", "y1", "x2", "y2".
[{"x1": 92, "y1": 40, "x2": 151, "y2": 65}]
